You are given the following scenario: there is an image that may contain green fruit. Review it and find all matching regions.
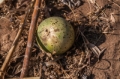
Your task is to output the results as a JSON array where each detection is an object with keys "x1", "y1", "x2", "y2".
[{"x1": 36, "y1": 17, "x2": 75, "y2": 55}]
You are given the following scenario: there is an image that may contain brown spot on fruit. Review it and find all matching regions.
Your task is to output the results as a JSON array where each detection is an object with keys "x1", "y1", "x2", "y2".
[
  {"x1": 54, "y1": 29, "x2": 59, "y2": 32},
  {"x1": 45, "y1": 29, "x2": 48, "y2": 32}
]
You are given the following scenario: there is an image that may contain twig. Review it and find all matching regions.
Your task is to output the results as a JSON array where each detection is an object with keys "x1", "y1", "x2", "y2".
[
  {"x1": 38, "y1": 63, "x2": 42, "y2": 79},
  {"x1": 20, "y1": 0, "x2": 40, "y2": 78},
  {"x1": 0, "y1": 5, "x2": 30, "y2": 79},
  {"x1": 6, "y1": 77, "x2": 40, "y2": 79}
]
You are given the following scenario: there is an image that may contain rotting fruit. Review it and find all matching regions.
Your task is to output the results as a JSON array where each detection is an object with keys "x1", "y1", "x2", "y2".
[{"x1": 36, "y1": 17, "x2": 75, "y2": 55}]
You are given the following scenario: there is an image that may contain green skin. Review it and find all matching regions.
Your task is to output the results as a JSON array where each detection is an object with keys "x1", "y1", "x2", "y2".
[{"x1": 36, "y1": 17, "x2": 75, "y2": 55}]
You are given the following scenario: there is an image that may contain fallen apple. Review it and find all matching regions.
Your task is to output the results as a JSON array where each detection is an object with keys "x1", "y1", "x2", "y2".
[{"x1": 36, "y1": 17, "x2": 75, "y2": 55}]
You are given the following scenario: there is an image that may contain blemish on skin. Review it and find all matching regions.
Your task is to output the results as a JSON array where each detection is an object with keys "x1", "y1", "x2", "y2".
[
  {"x1": 52, "y1": 22, "x2": 57, "y2": 25},
  {"x1": 43, "y1": 43, "x2": 47, "y2": 46},
  {"x1": 41, "y1": 37, "x2": 47, "y2": 41},
  {"x1": 45, "y1": 29, "x2": 48, "y2": 32},
  {"x1": 38, "y1": 31, "x2": 42, "y2": 34},
  {"x1": 54, "y1": 29, "x2": 59, "y2": 32}
]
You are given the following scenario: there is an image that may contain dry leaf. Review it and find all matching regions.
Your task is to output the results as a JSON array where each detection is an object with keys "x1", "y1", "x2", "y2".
[
  {"x1": 89, "y1": 0, "x2": 96, "y2": 4},
  {"x1": 110, "y1": 13, "x2": 116, "y2": 24}
]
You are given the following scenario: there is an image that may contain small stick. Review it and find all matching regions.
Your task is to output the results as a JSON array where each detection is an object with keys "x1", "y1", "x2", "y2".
[
  {"x1": 0, "y1": 6, "x2": 30, "y2": 79},
  {"x1": 6, "y1": 77, "x2": 40, "y2": 79},
  {"x1": 20, "y1": 0, "x2": 40, "y2": 78}
]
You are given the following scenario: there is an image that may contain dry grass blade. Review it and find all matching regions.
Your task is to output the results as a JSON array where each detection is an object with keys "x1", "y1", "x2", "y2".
[
  {"x1": 6, "y1": 77, "x2": 40, "y2": 79},
  {"x1": 80, "y1": 32, "x2": 106, "y2": 59},
  {"x1": 89, "y1": 0, "x2": 96, "y2": 4},
  {"x1": 110, "y1": 13, "x2": 116, "y2": 24},
  {"x1": 20, "y1": 0, "x2": 41, "y2": 78},
  {"x1": 88, "y1": 43, "x2": 106, "y2": 59},
  {"x1": 0, "y1": 6, "x2": 30, "y2": 79},
  {"x1": 0, "y1": 0, "x2": 4, "y2": 4}
]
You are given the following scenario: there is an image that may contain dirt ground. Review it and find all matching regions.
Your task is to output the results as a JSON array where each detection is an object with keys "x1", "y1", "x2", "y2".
[{"x1": 0, "y1": 0, "x2": 120, "y2": 79}]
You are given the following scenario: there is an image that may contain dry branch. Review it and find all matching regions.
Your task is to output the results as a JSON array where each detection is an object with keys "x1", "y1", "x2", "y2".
[{"x1": 20, "y1": 0, "x2": 41, "y2": 78}]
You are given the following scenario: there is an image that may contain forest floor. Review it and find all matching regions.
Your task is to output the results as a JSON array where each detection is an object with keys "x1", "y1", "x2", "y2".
[{"x1": 0, "y1": 0, "x2": 120, "y2": 79}]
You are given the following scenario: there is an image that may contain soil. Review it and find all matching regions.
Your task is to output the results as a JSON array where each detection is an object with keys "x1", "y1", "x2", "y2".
[{"x1": 0, "y1": 0, "x2": 120, "y2": 79}]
